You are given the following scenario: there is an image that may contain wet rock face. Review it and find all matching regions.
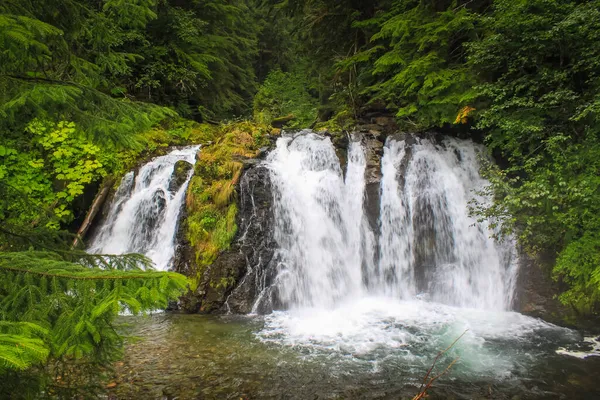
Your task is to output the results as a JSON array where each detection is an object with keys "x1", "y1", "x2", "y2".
[
  {"x1": 172, "y1": 204, "x2": 194, "y2": 277},
  {"x1": 362, "y1": 134, "x2": 384, "y2": 234},
  {"x1": 169, "y1": 160, "x2": 193, "y2": 193},
  {"x1": 138, "y1": 189, "x2": 167, "y2": 252},
  {"x1": 516, "y1": 251, "x2": 571, "y2": 325},
  {"x1": 196, "y1": 165, "x2": 277, "y2": 313}
]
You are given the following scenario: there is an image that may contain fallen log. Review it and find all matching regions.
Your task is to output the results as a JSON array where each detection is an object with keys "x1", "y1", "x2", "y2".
[{"x1": 72, "y1": 178, "x2": 115, "y2": 249}]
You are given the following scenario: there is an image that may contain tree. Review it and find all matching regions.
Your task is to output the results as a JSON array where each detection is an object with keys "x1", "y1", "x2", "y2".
[
  {"x1": 469, "y1": 0, "x2": 600, "y2": 314},
  {"x1": 362, "y1": 0, "x2": 481, "y2": 128}
]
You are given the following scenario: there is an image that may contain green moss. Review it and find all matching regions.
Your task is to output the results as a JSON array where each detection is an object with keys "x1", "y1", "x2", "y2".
[
  {"x1": 103, "y1": 119, "x2": 218, "y2": 185},
  {"x1": 314, "y1": 109, "x2": 355, "y2": 134},
  {"x1": 185, "y1": 121, "x2": 277, "y2": 284},
  {"x1": 210, "y1": 276, "x2": 236, "y2": 290}
]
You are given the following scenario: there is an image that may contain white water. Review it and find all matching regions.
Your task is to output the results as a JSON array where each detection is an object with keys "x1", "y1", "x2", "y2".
[
  {"x1": 259, "y1": 297, "x2": 580, "y2": 381},
  {"x1": 262, "y1": 133, "x2": 516, "y2": 310},
  {"x1": 265, "y1": 132, "x2": 373, "y2": 308},
  {"x1": 88, "y1": 146, "x2": 199, "y2": 270},
  {"x1": 557, "y1": 336, "x2": 600, "y2": 359},
  {"x1": 257, "y1": 132, "x2": 576, "y2": 374},
  {"x1": 378, "y1": 137, "x2": 518, "y2": 310}
]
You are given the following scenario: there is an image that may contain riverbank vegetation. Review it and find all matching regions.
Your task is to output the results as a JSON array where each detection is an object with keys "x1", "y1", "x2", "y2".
[{"x1": 2, "y1": 0, "x2": 600, "y2": 396}]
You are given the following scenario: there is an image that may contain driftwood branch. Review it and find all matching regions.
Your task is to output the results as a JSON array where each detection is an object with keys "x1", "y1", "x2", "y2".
[
  {"x1": 72, "y1": 178, "x2": 115, "y2": 249},
  {"x1": 413, "y1": 329, "x2": 468, "y2": 400}
]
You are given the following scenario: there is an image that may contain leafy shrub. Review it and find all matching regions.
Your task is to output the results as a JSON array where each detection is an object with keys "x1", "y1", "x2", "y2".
[{"x1": 253, "y1": 69, "x2": 318, "y2": 128}]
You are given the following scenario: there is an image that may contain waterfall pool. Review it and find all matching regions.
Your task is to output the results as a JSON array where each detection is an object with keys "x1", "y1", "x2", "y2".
[{"x1": 110, "y1": 309, "x2": 600, "y2": 399}]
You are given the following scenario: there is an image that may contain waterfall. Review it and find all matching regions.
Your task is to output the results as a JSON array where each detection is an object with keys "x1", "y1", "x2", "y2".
[
  {"x1": 88, "y1": 146, "x2": 199, "y2": 271},
  {"x1": 260, "y1": 132, "x2": 517, "y2": 311},
  {"x1": 265, "y1": 132, "x2": 374, "y2": 309},
  {"x1": 379, "y1": 136, "x2": 518, "y2": 310},
  {"x1": 254, "y1": 132, "x2": 576, "y2": 380}
]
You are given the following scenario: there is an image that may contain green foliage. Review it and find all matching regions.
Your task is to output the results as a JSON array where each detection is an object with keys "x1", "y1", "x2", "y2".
[
  {"x1": 468, "y1": 0, "x2": 600, "y2": 315},
  {"x1": 128, "y1": 0, "x2": 261, "y2": 120},
  {"x1": 364, "y1": 0, "x2": 479, "y2": 128},
  {"x1": 0, "y1": 322, "x2": 49, "y2": 372},
  {"x1": 0, "y1": 128, "x2": 189, "y2": 393},
  {"x1": 253, "y1": 69, "x2": 318, "y2": 128},
  {"x1": 313, "y1": 108, "x2": 356, "y2": 133},
  {"x1": 0, "y1": 0, "x2": 281, "y2": 246},
  {"x1": 0, "y1": 119, "x2": 198, "y2": 231},
  {"x1": 0, "y1": 2, "x2": 174, "y2": 146},
  {"x1": 260, "y1": 0, "x2": 377, "y2": 122},
  {"x1": 554, "y1": 232, "x2": 600, "y2": 314},
  {"x1": 0, "y1": 247, "x2": 187, "y2": 396},
  {"x1": 0, "y1": 0, "x2": 274, "y2": 136}
]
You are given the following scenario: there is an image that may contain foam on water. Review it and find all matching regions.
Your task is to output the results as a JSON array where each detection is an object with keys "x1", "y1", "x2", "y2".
[
  {"x1": 259, "y1": 297, "x2": 579, "y2": 379},
  {"x1": 557, "y1": 336, "x2": 600, "y2": 359}
]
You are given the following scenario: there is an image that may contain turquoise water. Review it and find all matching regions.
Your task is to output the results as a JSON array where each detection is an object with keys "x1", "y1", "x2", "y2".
[{"x1": 109, "y1": 309, "x2": 600, "y2": 399}]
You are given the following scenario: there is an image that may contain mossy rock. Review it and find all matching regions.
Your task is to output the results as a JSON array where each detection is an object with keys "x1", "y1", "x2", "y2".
[
  {"x1": 183, "y1": 121, "x2": 275, "y2": 294},
  {"x1": 169, "y1": 160, "x2": 193, "y2": 192},
  {"x1": 271, "y1": 114, "x2": 295, "y2": 128}
]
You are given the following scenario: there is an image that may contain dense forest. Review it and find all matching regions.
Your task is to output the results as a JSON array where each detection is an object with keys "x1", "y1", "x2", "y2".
[{"x1": 2, "y1": 0, "x2": 600, "y2": 397}]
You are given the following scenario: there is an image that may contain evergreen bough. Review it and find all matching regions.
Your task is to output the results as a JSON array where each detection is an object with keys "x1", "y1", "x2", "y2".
[{"x1": 0, "y1": 222, "x2": 188, "y2": 397}]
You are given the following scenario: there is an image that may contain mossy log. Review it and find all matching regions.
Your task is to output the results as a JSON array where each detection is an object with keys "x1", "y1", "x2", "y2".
[{"x1": 271, "y1": 114, "x2": 295, "y2": 128}]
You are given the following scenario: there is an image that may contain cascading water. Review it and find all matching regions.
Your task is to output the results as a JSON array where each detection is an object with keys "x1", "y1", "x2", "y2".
[
  {"x1": 257, "y1": 132, "x2": 576, "y2": 379},
  {"x1": 260, "y1": 133, "x2": 516, "y2": 310},
  {"x1": 88, "y1": 146, "x2": 199, "y2": 270},
  {"x1": 264, "y1": 132, "x2": 374, "y2": 309},
  {"x1": 378, "y1": 137, "x2": 518, "y2": 310}
]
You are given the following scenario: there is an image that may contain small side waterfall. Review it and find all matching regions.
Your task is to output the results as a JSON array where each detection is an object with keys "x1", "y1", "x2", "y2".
[
  {"x1": 88, "y1": 146, "x2": 199, "y2": 271},
  {"x1": 259, "y1": 132, "x2": 517, "y2": 311}
]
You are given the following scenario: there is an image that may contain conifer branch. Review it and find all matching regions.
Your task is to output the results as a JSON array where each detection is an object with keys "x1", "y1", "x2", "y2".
[{"x1": 0, "y1": 265, "x2": 178, "y2": 281}]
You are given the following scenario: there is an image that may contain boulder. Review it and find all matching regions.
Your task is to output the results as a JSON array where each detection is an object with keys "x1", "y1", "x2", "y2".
[
  {"x1": 516, "y1": 250, "x2": 572, "y2": 325},
  {"x1": 168, "y1": 160, "x2": 193, "y2": 193}
]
